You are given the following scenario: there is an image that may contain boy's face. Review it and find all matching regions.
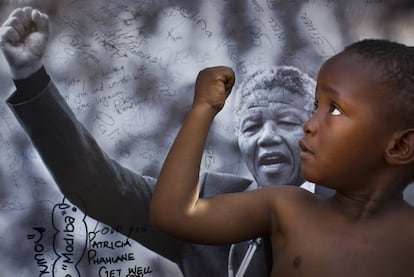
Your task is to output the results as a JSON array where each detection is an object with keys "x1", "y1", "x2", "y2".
[
  {"x1": 300, "y1": 53, "x2": 396, "y2": 190},
  {"x1": 238, "y1": 87, "x2": 310, "y2": 187}
]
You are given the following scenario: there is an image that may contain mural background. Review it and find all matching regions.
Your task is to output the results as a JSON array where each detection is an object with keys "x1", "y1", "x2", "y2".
[{"x1": 1, "y1": 0, "x2": 414, "y2": 276}]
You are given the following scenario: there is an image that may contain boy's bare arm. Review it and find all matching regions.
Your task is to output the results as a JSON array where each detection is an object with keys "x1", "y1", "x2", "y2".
[{"x1": 150, "y1": 67, "x2": 272, "y2": 244}]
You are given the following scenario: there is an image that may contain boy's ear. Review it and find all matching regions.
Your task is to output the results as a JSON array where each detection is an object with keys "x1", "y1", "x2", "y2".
[{"x1": 385, "y1": 129, "x2": 414, "y2": 165}]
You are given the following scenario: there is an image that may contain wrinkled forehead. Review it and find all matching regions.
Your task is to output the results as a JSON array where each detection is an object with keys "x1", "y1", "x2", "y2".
[
  {"x1": 241, "y1": 102, "x2": 311, "y2": 121},
  {"x1": 240, "y1": 87, "x2": 314, "y2": 113}
]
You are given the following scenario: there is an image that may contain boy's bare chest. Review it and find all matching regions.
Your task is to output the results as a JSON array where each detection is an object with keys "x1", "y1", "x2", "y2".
[{"x1": 271, "y1": 216, "x2": 414, "y2": 276}]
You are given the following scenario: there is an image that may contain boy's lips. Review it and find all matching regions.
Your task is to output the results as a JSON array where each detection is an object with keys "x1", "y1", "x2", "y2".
[{"x1": 299, "y1": 139, "x2": 314, "y2": 155}]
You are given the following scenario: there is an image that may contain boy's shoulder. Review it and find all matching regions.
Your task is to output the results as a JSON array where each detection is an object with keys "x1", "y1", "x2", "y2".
[
  {"x1": 264, "y1": 185, "x2": 322, "y2": 212},
  {"x1": 265, "y1": 184, "x2": 318, "y2": 198},
  {"x1": 393, "y1": 201, "x2": 414, "y2": 225}
]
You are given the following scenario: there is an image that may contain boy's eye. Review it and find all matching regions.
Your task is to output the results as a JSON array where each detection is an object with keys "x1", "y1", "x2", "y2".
[
  {"x1": 328, "y1": 104, "x2": 342, "y2": 116},
  {"x1": 313, "y1": 101, "x2": 318, "y2": 112}
]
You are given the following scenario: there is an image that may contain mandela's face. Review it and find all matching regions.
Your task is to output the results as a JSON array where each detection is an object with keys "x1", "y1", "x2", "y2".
[{"x1": 237, "y1": 87, "x2": 310, "y2": 187}]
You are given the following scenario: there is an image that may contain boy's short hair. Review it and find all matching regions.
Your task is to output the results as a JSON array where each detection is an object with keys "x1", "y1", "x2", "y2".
[
  {"x1": 344, "y1": 39, "x2": 414, "y2": 125},
  {"x1": 233, "y1": 66, "x2": 316, "y2": 132}
]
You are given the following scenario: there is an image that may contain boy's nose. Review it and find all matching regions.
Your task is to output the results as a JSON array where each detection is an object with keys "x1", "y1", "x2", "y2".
[{"x1": 303, "y1": 115, "x2": 316, "y2": 136}]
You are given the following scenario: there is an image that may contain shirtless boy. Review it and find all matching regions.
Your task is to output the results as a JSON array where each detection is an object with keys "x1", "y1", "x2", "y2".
[{"x1": 151, "y1": 40, "x2": 414, "y2": 276}]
